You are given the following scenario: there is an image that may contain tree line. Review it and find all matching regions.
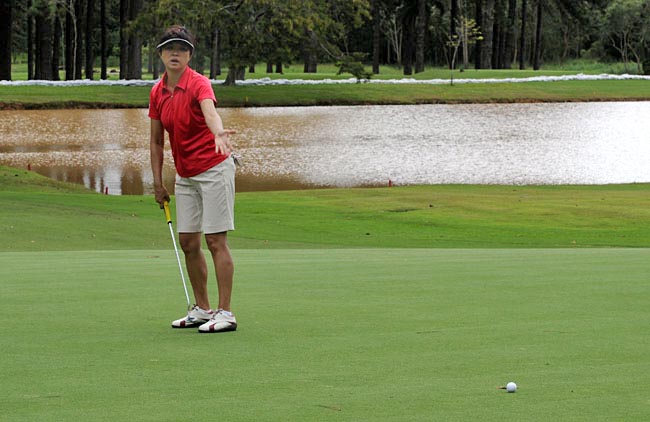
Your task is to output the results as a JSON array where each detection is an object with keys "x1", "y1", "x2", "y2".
[{"x1": 1, "y1": 0, "x2": 649, "y2": 84}]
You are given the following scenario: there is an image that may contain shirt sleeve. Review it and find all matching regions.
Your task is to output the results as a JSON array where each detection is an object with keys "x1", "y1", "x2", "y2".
[
  {"x1": 196, "y1": 75, "x2": 218, "y2": 106},
  {"x1": 148, "y1": 85, "x2": 160, "y2": 119}
]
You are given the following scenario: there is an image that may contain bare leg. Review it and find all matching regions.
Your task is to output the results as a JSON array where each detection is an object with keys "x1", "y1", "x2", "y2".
[
  {"x1": 179, "y1": 232, "x2": 210, "y2": 310},
  {"x1": 205, "y1": 232, "x2": 234, "y2": 312}
]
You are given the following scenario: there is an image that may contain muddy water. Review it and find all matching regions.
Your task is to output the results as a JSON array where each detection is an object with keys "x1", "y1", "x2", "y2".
[{"x1": 1, "y1": 102, "x2": 649, "y2": 194}]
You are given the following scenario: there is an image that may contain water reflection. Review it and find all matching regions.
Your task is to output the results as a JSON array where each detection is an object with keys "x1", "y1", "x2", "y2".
[{"x1": 0, "y1": 102, "x2": 649, "y2": 194}]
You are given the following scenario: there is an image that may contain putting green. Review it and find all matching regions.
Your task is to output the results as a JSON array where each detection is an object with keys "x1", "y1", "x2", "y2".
[{"x1": 1, "y1": 248, "x2": 647, "y2": 421}]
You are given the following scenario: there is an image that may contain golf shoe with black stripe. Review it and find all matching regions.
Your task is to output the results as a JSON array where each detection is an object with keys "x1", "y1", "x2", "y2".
[
  {"x1": 198, "y1": 309, "x2": 237, "y2": 333},
  {"x1": 171, "y1": 305, "x2": 213, "y2": 328}
]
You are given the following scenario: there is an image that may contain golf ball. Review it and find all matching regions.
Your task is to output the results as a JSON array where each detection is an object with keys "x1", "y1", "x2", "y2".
[{"x1": 506, "y1": 382, "x2": 517, "y2": 393}]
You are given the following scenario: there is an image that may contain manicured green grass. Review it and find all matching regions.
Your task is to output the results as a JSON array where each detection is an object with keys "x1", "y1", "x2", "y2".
[
  {"x1": 246, "y1": 63, "x2": 595, "y2": 80},
  {"x1": 215, "y1": 79, "x2": 650, "y2": 107},
  {"x1": 7, "y1": 59, "x2": 636, "y2": 81},
  {"x1": 1, "y1": 68, "x2": 649, "y2": 109},
  {"x1": 2, "y1": 166, "x2": 650, "y2": 251},
  {"x1": 1, "y1": 248, "x2": 648, "y2": 421},
  {"x1": 1, "y1": 168, "x2": 649, "y2": 420},
  {"x1": 0, "y1": 85, "x2": 151, "y2": 108}
]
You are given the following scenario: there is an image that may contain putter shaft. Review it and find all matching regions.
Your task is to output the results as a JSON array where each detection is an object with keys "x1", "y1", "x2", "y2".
[{"x1": 163, "y1": 201, "x2": 192, "y2": 310}]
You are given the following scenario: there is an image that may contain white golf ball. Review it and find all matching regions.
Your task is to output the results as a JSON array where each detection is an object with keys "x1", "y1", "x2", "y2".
[{"x1": 506, "y1": 382, "x2": 517, "y2": 393}]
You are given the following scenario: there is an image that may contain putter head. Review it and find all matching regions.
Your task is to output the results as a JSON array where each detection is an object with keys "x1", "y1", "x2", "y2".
[{"x1": 232, "y1": 153, "x2": 243, "y2": 167}]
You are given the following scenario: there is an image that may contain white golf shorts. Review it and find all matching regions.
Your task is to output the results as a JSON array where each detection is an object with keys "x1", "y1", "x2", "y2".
[{"x1": 175, "y1": 156, "x2": 235, "y2": 234}]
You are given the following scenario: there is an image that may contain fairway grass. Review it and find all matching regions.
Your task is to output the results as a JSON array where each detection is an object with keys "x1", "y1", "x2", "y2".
[
  {"x1": 1, "y1": 80, "x2": 650, "y2": 109},
  {"x1": 1, "y1": 248, "x2": 648, "y2": 421},
  {"x1": 2, "y1": 169, "x2": 649, "y2": 420}
]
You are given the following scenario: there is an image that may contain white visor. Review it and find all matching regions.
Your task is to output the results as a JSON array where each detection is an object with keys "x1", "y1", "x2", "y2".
[{"x1": 156, "y1": 38, "x2": 194, "y2": 50}]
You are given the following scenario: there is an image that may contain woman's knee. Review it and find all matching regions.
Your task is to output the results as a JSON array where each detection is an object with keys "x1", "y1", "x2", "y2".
[
  {"x1": 205, "y1": 232, "x2": 228, "y2": 254},
  {"x1": 179, "y1": 233, "x2": 202, "y2": 255}
]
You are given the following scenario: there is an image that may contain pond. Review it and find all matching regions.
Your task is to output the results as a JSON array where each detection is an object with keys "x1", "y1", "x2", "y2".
[{"x1": 0, "y1": 102, "x2": 649, "y2": 194}]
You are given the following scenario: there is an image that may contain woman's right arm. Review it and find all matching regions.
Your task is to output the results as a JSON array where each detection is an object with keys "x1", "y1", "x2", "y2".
[{"x1": 150, "y1": 119, "x2": 169, "y2": 207}]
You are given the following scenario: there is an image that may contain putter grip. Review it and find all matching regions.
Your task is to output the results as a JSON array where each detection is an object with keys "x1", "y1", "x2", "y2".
[{"x1": 163, "y1": 201, "x2": 172, "y2": 224}]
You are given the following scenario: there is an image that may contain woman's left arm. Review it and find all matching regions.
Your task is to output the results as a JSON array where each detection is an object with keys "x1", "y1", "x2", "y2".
[{"x1": 200, "y1": 98, "x2": 236, "y2": 155}]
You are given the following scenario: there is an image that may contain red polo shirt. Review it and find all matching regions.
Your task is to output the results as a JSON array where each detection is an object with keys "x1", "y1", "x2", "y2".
[{"x1": 148, "y1": 67, "x2": 226, "y2": 177}]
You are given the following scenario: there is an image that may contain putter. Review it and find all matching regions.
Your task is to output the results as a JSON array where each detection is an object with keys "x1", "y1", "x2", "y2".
[
  {"x1": 163, "y1": 200, "x2": 192, "y2": 312},
  {"x1": 232, "y1": 152, "x2": 242, "y2": 167}
]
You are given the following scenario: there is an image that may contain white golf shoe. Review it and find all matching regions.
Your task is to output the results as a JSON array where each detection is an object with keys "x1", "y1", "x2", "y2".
[
  {"x1": 171, "y1": 305, "x2": 213, "y2": 328},
  {"x1": 198, "y1": 309, "x2": 237, "y2": 333}
]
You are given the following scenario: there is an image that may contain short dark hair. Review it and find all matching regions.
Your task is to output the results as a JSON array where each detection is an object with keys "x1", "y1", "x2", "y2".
[{"x1": 156, "y1": 25, "x2": 196, "y2": 53}]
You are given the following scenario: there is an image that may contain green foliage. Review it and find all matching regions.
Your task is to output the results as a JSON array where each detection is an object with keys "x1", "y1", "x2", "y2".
[
  {"x1": 147, "y1": 0, "x2": 371, "y2": 85},
  {"x1": 7, "y1": 0, "x2": 650, "y2": 82},
  {"x1": 448, "y1": 16, "x2": 483, "y2": 77},
  {"x1": 336, "y1": 52, "x2": 372, "y2": 81},
  {"x1": 601, "y1": 0, "x2": 650, "y2": 72}
]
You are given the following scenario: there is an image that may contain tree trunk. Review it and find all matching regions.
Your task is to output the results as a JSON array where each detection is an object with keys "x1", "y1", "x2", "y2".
[
  {"x1": 125, "y1": 0, "x2": 143, "y2": 79},
  {"x1": 447, "y1": 0, "x2": 460, "y2": 69},
  {"x1": 52, "y1": 12, "x2": 61, "y2": 80},
  {"x1": 474, "y1": 0, "x2": 482, "y2": 69},
  {"x1": 266, "y1": 62, "x2": 273, "y2": 73},
  {"x1": 216, "y1": 29, "x2": 222, "y2": 76},
  {"x1": 492, "y1": 20, "x2": 500, "y2": 69},
  {"x1": 85, "y1": 0, "x2": 94, "y2": 79},
  {"x1": 403, "y1": 14, "x2": 415, "y2": 75},
  {"x1": 302, "y1": 50, "x2": 318, "y2": 73},
  {"x1": 462, "y1": 21, "x2": 470, "y2": 70},
  {"x1": 100, "y1": 0, "x2": 107, "y2": 79},
  {"x1": 302, "y1": 31, "x2": 318, "y2": 73},
  {"x1": 371, "y1": 0, "x2": 380, "y2": 74},
  {"x1": 386, "y1": 40, "x2": 391, "y2": 65},
  {"x1": 304, "y1": 54, "x2": 317, "y2": 73},
  {"x1": 27, "y1": 0, "x2": 34, "y2": 79},
  {"x1": 34, "y1": 2, "x2": 53, "y2": 80},
  {"x1": 303, "y1": 36, "x2": 309, "y2": 72},
  {"x1": 210, "y1": 28, "x2": 221, "y2": 78},
  {"x1": 147, "y1": 43, "x2": 153, "y2": 74},
  {"x1": 492, "y1": 1, "x2": 503, "y2": 69},
  {"x1": 415, "y1": 0, "x2": 426, "y2": 73},
  {"x1": 193, "y1": 32, "x2": 205, "y2": 75},
  {"x1": 532, "y1": 0, "x2": 542, "y2": 70},
  {"x1": 450, "y1": 0, "x2": 458, "y2": 36},
  {"x1": 519, "y1": 0, "x2": 527, "y2": 70},
  {"x1": 152, "y1": 43, "x2": 159, "y2": 79},
  {"x1": 119, "y1": 0, "x2": 128, "y2": 78},
  {"x1": 224, "y1": 68, "x2": 236, "y2": 86},
  {"x1": 276, "y1": 61, "x2": 283, "y2": 74},
  {"x1": 0, "y1": 0, "x2": 12, "y2": 81},
  {"x1": 481, "y1": 0, "x2": 495, "y2": 69},
  {"x1": 503, "y1": 0, "x2": 516, "y2": 68},
  {"x1": 224, "y1": 65, "x2": 244, "y2": 86},
  {"x1": 65, "y1": 3, "x2": 75, "y2": 80},
  {"x1": 74, "y1": 0, "x2": 83, "y2": 79}
]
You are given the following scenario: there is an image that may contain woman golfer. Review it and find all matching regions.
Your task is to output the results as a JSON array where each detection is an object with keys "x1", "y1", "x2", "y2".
[{"x1": 149, "y1": 25, "x2": 237, "y2": 333}]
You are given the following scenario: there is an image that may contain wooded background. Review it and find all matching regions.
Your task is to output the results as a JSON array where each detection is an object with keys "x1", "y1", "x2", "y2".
[{"x1": 0, "y1": 0, "x2": 648, "y2": 83}]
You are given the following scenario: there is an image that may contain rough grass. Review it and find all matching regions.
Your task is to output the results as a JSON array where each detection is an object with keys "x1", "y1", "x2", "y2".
[{"x1": 2, "y1": 166, "x2": 650, "y2": 251}]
